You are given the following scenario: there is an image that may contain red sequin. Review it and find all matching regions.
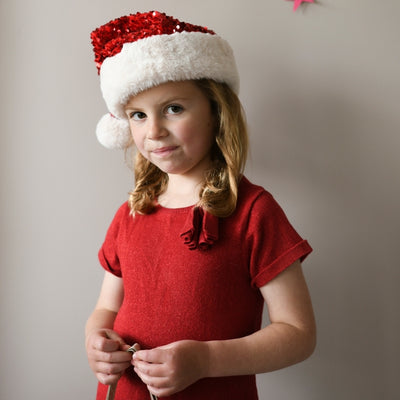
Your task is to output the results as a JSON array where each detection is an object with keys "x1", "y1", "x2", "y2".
[{"x1": 91, "y1": 11, "x2": 215, "y2": 74}]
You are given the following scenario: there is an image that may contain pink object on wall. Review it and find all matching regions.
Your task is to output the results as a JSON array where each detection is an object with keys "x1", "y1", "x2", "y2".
[{"x1": 289, "y1": 0, "x2": 314, "y2": 12}]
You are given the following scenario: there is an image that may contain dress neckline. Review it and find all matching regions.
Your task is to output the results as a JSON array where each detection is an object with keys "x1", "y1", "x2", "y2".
[
  {"x1": 155, "y1": 203, "x2": 195, "y2": 213},
  {"x1": 152, "y1": 204, "x2": 219, "y2": 250}
]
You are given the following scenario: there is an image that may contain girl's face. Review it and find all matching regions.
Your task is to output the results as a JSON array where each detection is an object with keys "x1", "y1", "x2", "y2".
[{"x1": 124, "y1": 81, "x2": 215, "y2": 181}]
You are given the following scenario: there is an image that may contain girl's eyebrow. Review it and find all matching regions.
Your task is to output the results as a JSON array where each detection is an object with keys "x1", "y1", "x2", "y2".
[
  {"x1": 125, "y1": 96, "x2": 191, "y2": 110},
  {"x1": 158, "y1": 96, "x2": 190, "y2": 106}
]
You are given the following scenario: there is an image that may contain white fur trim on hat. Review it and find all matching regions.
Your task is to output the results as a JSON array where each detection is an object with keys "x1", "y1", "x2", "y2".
[
  {"x1": 96, "y1": 113, "x2": 131, "y2": 150},
  {"x1": 100, "y1": 31, "x2": 239, "y2": 119}
]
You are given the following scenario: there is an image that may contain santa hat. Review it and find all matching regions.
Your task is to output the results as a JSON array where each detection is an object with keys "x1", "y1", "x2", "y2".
[{"x1": 91, "y1": 11, "x2": 239, "y2": 149}]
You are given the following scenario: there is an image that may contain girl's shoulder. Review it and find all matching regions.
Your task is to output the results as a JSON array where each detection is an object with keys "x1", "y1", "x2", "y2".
[
  {"x1": 112, "y1": 201, "x2": 131, "y2": 220},
  {"x1": 104, "y1": 201, "x2": 132, "y2": 233},
  {"x1": 235, "y1": 176, "x2": 292, "y2": 227},
  {"x1": 237, "y1": 176, "x2": 275, "y2": 209}
]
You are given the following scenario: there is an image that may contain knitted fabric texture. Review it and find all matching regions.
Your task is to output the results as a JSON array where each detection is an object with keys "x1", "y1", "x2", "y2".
[{"x1": 96, "y1": 177, "x2": 312, "y2": 399}]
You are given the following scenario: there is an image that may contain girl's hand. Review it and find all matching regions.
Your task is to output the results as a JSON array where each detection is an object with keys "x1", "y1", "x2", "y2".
[
  {"x1": 132, "y1": 340, "x2": 208, "y2": 397},
  {"x1": 86, "y1": 328, "x2": 133, "y2": 385}
]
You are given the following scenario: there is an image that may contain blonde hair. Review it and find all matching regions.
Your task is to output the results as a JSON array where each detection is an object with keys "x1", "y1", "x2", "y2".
[{"x1": 127, "y1": 79, "x2": 248, "y2": 218}]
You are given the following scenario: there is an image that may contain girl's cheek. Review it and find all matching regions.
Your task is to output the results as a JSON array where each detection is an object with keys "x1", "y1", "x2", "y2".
[{"x1": 130, "y1": 134, "x2": 142, "y2": 150}]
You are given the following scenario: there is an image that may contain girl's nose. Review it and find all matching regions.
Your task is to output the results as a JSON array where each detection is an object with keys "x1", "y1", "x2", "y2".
[{"x1": 147, "y1": 116, "x2": 168, "y2": 139}]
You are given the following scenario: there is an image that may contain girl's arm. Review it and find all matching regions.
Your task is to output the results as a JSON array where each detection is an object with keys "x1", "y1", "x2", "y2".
[
  {"x1": 132, "y1": 260, "x2": 316, "y2": 396},
  {"x1": 205, "y1": 259, "x2": 316, "y2": 376},
  {"x1": 85, "y1": 271, "x2": 133, "y2": 385}
]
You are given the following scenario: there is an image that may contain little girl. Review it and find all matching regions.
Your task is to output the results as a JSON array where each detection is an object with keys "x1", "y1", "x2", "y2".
[{"x1": 86, "y1": 11, "x2": 316, "y2": 400}]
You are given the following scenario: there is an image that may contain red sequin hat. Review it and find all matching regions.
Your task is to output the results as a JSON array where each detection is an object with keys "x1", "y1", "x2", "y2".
[{"x1": 91, "y1": 11, "x2": 239, "y2": 149}]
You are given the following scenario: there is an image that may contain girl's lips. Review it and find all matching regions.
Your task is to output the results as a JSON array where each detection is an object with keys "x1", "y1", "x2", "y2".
[{"x1": 151, "y1": 146, "x2": 178, "y2": 156}]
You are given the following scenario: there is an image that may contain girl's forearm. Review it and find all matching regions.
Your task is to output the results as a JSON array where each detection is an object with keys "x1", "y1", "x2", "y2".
[
  {"x1": 204, "y1": 322, "x2": 316, "y2": 378},
  {"x1": 85, "y1": 308, "x2": 118, "y2": 343}
]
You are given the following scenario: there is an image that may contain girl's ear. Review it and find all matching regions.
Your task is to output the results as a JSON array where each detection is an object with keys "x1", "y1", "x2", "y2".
[{"x1": 96, "y1": 113, "x2": 131, "y2": 149}]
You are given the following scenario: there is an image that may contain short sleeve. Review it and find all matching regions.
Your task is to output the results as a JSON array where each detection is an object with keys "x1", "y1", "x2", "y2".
[
  {"x1": 98, "y1": 203, "x2": 130, "y2": 277},
  {"x1": 247, "y1": 192, "x2": 312, "y2": 288}
]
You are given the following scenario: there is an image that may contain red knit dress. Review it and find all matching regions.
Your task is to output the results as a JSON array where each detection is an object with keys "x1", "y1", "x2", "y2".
[{"x1": 96, "y1": 177, "x2": 312, "y2": 399}]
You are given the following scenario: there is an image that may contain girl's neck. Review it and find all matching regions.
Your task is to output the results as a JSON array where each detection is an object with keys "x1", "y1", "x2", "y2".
[{"x1": 158, "y1": 174, "x2": 203, "y2": 209}]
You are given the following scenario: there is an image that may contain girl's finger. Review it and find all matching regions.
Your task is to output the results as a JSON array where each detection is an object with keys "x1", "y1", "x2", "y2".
[
  {"x1": 133, "y1": 359, "x2": 166, "y2": 377},
  {"x1": 133, "y1": 348, "x2": 166, "y2": 364},
  {"x1": 134, "y1": 367, "x2": 169, "y2": 389},
  {"x1": 97, "y1": 360, "x2": 132, "y2": 375},
  {"x1": 97, "y1": 372, "x2": 123, "y2": 386},
  {"x1": 93, "y1": 349, "x2": 133, "y2": 363}
]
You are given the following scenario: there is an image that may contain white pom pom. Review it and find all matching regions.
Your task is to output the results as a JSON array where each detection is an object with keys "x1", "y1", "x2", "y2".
[{"x1": 95, "y1": 113, "x2": 131, "y2": 149}]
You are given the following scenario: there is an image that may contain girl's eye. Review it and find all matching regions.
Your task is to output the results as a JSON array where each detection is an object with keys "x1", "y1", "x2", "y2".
[
  {"x1": 166, "y1": 105, "x2": 183, "y2": 115},
  {"x1": 129, "y1": 111, "x2": 146, "y2": 121}
]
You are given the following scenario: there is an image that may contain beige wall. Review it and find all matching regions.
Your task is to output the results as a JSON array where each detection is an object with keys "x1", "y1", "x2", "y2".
[{"x1": 1, "y1": 0, "x2": 399, "y2": 398}]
